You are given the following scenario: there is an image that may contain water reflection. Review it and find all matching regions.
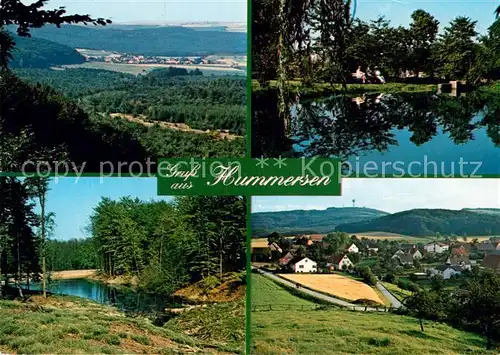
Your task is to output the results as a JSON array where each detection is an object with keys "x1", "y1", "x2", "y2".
[
  {"x1": 27, "y1": 279, "x2": 179, "y2": 314},
  {"x1": 252, "y1": 89, "x2": 500, "y2": 175}
]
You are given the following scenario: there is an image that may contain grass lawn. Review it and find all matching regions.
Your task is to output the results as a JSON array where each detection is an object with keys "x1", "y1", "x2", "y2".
[
  {"x1": 0, "y1": 295, "x2": 241, "y2": 354},
  {"x1": 251, "y1": 275, "x2": 493, "y2": 355},
  {"x1": 398, "y1": 276, "x2": 468, "y2": 292},
  {"x1": 252, "y1": 273, "x2": 316, "y2": 307},
  {"x1": 356, "y1": 258, "x2": 378, "y2": 268}
]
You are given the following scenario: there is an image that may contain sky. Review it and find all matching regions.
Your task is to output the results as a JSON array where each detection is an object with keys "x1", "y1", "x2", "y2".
[
  {"x1": 41, "y1": 178, "x2": 172, "y2": 241},
  {"x1": 356, "y1": 0, "x2": 498, "y2": 35},
  {"x1": 252, "y1": 179, "x2": 500, "y2": 214},
  {"x1": 35, "y1": 0, "x2": 497, "y2": 34},
  {"x1": 43, "y1": 0, "x2": 246, "y2": 24}
]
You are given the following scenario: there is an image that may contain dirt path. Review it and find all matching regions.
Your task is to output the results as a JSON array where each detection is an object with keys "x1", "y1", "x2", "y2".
[
  {"x1": 109, "y1": 113, "x2": 242, "y2": 141},
  {"x1": 50, "y1": 269, "x2": 97, "y2": 280}
]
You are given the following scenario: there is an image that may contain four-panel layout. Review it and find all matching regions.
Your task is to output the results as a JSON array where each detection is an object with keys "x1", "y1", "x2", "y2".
[{"x1": 0, "y1": 0, "x2": 499, "y2": 354}]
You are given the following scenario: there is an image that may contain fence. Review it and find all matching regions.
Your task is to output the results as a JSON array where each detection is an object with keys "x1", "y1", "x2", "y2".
[{"x1": 252, "y1": 304, "x2": 394, "y2": 313}]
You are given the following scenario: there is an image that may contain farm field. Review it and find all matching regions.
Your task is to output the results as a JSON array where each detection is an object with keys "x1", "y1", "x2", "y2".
[
  {"x1": 278, "y1": 274, "x2": 385, "y2": 305},
  {"x1": 251, "y1": 274, "x2": 492, "y2": 355},
  {"x1": 251, "y1": 237, "x2": 295, "y2": 248},
  {"x1": 59, "y1": 62, "x2": 245, "y2": 76}
]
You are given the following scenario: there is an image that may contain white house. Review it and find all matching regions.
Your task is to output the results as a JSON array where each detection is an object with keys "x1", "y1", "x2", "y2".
[
  {"x1": 291, "y1": 257, "x2": 317, "y2": 273},
  {"x1": 409, "y1": 249, "x2": 423, "y2": 260},
  {"x1": 327, "y1": 254, "x2": 354, "y2": 271},
  {"x1": 429, "y1": 265, "x2": 463, "y2": 280},
  {"x1": 347, "y1": 243, "x2": 359, "y2": 253},
  {"x1": 392, "y1": 250, "x2": 405, "y2": 259},
  {"x1": 424, "y1": 242, "x2": 449, "y2": 254}
]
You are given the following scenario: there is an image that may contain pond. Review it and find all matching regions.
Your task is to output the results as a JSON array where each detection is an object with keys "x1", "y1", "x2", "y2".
[
  {"x1": 26, "y1": 278, "x2": 178, "y2": 315},
  {"x1": 252, "y1": 89, "x2": 500, "y2": 175}
]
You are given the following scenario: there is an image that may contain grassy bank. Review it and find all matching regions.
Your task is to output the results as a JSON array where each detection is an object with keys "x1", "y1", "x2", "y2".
[
  {"x1": 0, "y1": 295, "x2": 242, "y2": 354},
  {"x1": 87, "y1": 272, "x2": 139, "y2": 287},
  {"x1": 251, "y1": 274, "x2": 493, "y2": 354},
  {"x1": 253, "y1": 80, "x2": 500, "y2": 96},
  {"x1": 252, "y1": 80, "x2": 437, "y2": 96}
]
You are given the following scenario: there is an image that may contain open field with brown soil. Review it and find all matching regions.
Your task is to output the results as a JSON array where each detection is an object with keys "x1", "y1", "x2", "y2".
[
  {"x1": 278, "y1": 274, "x2": 384, "y2": 305},
  {"x1": 251, "y1": 237, "x2": 295, "y2": 249}
]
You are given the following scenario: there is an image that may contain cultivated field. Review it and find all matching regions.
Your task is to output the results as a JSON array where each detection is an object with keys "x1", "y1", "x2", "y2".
[
  {"x1": 252, "y1": 239, "x2": 270, "y2": 248},
  {"x1": 58, "y1": 62, "x2": 245, "y2": 76},
  {"x1": 251, "y1": 274, "x2": 492, "y2": 355},
  {"x1": 278, "y1": 274, "x2": 384, "y2": 304},
  {"x1": 355, "y1": 232, "x2": 496, "y2": 243},
  {"x1": 251, "y1": 237, "x2": 295, "y2": 248}
]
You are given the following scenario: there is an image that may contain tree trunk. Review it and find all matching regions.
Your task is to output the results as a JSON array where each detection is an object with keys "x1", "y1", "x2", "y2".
[
  {"x1": 219, "y1": 236, "x2": 223, "y2": 279},
  {"x1": 485, "y1": 323, "x2": 492, "y2": 349},
  {"x1": 159, "y1": 236, "x2": 163, "y2": 270},
  {"x1": 0, "y1": 249, "x2": 3, "y2": 297},
  {"x1": 17, "y1": 230, "x2": 22, "y2": 298},
  {"x1": 41, "y1": 195, "x2": 46, "y2": 298},
  {"x1": 419, "y1": 318, "x2": 424, "y2": 332}
]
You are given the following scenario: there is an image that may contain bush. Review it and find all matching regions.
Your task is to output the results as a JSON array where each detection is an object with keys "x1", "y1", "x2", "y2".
[
  {"x1": 384, "y1": 273, "x2": 396, "y2": 283},
  {"x1": 407, "y1": 281, "x2": 420, "y2": 292},
  {"x1": 397, "y1": 279, "x2": 408, "y2": 290}
]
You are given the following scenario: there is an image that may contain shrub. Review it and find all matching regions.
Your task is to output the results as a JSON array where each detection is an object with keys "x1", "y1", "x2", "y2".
[{"x1": 106, "y1": 334, "x2": 121, "y2": 345}]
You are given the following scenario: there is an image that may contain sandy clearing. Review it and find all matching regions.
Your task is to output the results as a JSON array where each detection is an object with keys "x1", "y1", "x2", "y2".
[
  {"x1": 109, "y1": 113, "x2": 242, "y2": 141},
  {"x1": 50, "y1": 269, "x2": 97, "y2": 280},
  {"x1": 278, "y1": 273, "x2": 384, "y2": 305}
]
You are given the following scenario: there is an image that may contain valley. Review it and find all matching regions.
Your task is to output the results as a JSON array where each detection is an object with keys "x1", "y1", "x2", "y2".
[{"x1": 2, "y1": 22, "x2": 246, "y2": 172}]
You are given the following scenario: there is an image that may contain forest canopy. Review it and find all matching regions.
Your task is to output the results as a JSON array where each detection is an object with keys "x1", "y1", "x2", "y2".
[
  {"x1": 253, "y1": 1, "x2": 500, "y2": 85},
  {"x1": 0, "y1": 179, "x2": 247, "y2": 297}
]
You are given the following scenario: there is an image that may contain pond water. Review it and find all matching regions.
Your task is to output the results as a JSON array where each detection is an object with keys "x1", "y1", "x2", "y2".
[
  {"x1": 252, "y1": 90, "x2": 500, "y2": 175},
  {"x1": 26, "y1": 279, "x2": 177, "y2": 315}
]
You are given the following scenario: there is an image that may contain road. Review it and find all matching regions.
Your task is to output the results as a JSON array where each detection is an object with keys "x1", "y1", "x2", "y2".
[
  {"x1": 376, "y1": 282, "x2": 404, "y2": 309},
  {"x1": 253, "y1": 267, "x2": 390, "y2": 312}
]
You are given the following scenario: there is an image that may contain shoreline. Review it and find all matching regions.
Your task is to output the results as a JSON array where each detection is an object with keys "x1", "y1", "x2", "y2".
[{"x1": 50, "y1": 269, "x2": 97, "y2": 280}]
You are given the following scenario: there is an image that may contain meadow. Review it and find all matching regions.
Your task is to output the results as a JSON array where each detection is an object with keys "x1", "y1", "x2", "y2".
[
  {"x1": 278, "y1": 274, "x2": 384, "y2": 305},
  {"x1": 251, "y1": 274, "x2": 493, "y2": 355},
  {"x1": 61, "y1": 62, "x2": 245, "y2": 76},
  {"x1": 0, "y1": 295, "x2": 240, "y2": 354}
]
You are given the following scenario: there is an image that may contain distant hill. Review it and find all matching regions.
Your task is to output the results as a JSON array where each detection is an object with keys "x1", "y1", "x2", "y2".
[
  {"x1": 336, "y1": 208, "x2": 500, "y2": 237},
  {"x1": 463, "y1": 208, "x2": 500, "y2": 215},
  {"x1": 8, "y1": 33, "x2": 85, "y2": 68},
  {"x1": 251, "y1": 207, "x2": 389, "y2": 236},
  {"x1": 8, "y1": 25, "x2": 246, "y2": 56}
]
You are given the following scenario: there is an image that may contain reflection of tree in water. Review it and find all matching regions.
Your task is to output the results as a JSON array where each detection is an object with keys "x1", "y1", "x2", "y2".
[{"x1": 252, "y1": 89, "x2": 500, "y2": 158}]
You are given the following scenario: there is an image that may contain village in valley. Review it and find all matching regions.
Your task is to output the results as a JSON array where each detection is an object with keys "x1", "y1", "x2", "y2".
[
  {"x1": 75, "y1": 49, "x2": 247, "y2": 72},
  {"x1": 252, "y1": 233, "x2": 500, "y2": 289}
]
